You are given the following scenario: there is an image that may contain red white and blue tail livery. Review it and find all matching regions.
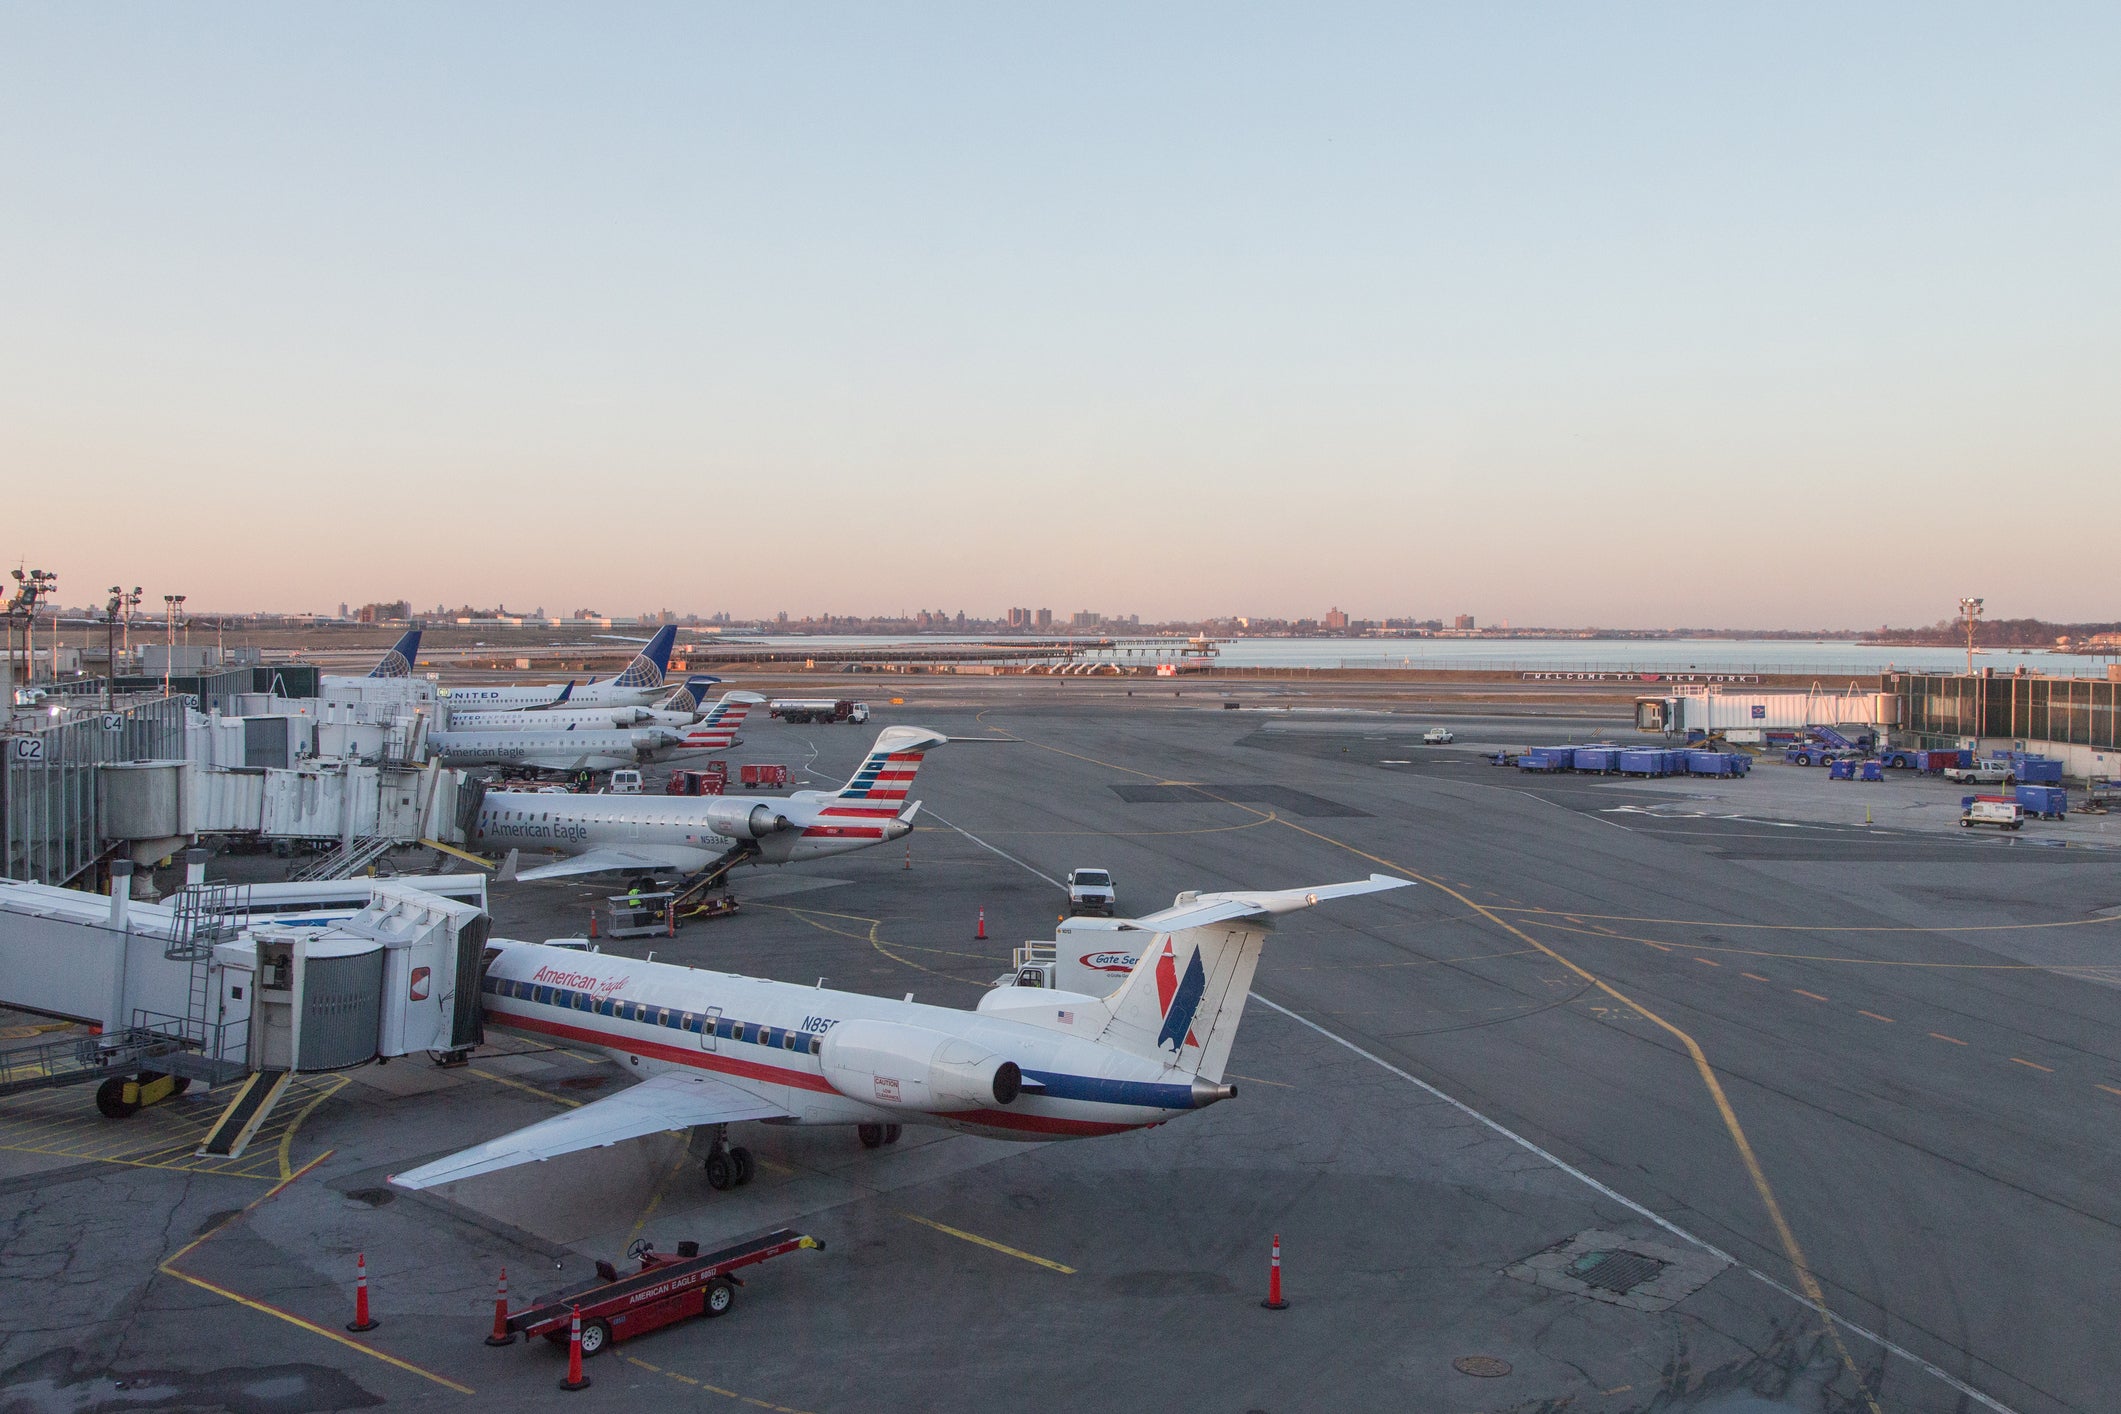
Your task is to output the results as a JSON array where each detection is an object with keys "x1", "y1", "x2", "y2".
[{"x1": 678, "y1": 690, "x2": 764, "y2": 750}]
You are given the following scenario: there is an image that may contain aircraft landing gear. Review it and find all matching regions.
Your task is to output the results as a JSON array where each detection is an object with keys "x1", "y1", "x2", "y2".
[
  {"x1": 856, "y1": 1123, "x2": 903, "y2": 1150},
  {"x1": 699, "y1": 1123, "x2": 755, "y2": 1191}
]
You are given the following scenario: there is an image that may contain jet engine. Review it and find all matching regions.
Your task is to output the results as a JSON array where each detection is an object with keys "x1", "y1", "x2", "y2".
[
  {"x1": 701, "y1": 800, "x2": 793, "y2": 840},
  {"x1": 817, "y1": 1020, "x2": 1021, "y2": 1112}
]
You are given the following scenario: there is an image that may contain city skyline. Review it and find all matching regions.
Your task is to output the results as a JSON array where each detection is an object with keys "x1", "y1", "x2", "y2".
[{"x1": 4, "y1": 6, "x2": 2117, "y2": 625}]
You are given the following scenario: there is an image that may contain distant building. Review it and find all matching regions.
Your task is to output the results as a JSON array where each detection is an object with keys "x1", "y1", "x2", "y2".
[
  {"x1": 1071, "y1": 610, "x2": 1099, "y2": 630},
  {"x1": 1035, "y1": 609, "x2": 1053, "y2": 630},
  {"x1": 1454, "y1": 614, "x2": 1476, "y2": 631},
  {"x1": 1324, "y1": 607, "x2": 1349, "y2": 631}
]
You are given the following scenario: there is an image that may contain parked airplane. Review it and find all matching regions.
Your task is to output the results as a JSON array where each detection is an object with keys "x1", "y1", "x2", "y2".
[
  {"x1": 482, "y1": 724, "x2": 942, "y2": 882},
  {"x1": 441, "y1": 626, "x2": 678, "y2": 711},
  {"x1": 366, "y1": 628, "x2": 421, "y2": 678},
  {"x1": 428, "y1": 724, "x2": 685, "y2": 774},
  {"x1": 390, "y1": 874, "x2": 1411, "y2": 1191}
]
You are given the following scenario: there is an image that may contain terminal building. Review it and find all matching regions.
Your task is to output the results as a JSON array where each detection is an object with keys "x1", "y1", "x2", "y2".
[{"x1": 1640, "y1": 669, "x2": 2120, "y2": 783}]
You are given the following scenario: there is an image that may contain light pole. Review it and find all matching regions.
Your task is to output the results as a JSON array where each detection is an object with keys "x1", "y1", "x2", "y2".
[
  {"x1": 120, "y1": 586, "x2": 141, "y2": 664},
  {"x1": 1959, "y1": 597, "x2": 1984, "y2": 676},
  {"x1": 9, "y1": 568, "x2": 56, "y2": 687},
  {"x1": 105, "y1": 587, "x2": 124, "y2": 710},
  {"x1": 161, "y1": 593, "x2": 185, "y2": 695}
]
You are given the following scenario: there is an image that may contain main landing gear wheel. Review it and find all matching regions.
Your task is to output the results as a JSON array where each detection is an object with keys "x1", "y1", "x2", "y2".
[
  {"x1": 577, "y1": 1318, "x2": 612, "y2": 1358},
  {"x1": 883, "y1": 1124, "x2": 902, "y2": 1145},
  {"x1": 730, "y1": 1146, "x2": 755, "y2": 1186},
  {"x1": 704, "y1": 1150, "x2": 736, "y2": 1190},
  {"x1": 703, "y1": 1278, "x2": 736, "y2": 1318},
  {"x1": 857, "y1": 1123, "x2": 885, "y2": 1149}
]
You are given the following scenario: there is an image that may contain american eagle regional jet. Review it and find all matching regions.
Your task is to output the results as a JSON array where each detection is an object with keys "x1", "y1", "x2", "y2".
[
  {"x1": 390, "y1": 874, "x2": 1411, "y2": 1192},
  {"x1": 479, "y1": 723, "x2": 940, "y2": 881}
]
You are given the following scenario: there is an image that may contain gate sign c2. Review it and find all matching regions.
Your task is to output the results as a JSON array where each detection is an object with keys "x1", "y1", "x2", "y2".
[
  {"x1": 1750, "y1": 705, "x2": 1766, "y2": 719},
  {"x1": 10, "y1": 737, "x2": 44, "y2": 761}
]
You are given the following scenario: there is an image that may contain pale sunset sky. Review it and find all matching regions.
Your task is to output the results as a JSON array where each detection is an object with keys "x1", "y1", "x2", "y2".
[{"x1": 2, "y1": 5, "x2": 2116, "y2": 625}]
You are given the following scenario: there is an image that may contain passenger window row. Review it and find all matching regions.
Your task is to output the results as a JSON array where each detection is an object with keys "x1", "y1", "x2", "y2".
[{"x1": 482, "y1": 974, "x2": 822, "y2": 1054}]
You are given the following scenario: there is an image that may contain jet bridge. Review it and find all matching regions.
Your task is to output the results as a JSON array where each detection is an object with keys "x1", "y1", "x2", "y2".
[{"x1": 0, "y1": 866, "x2": 489, "y2": 1154}]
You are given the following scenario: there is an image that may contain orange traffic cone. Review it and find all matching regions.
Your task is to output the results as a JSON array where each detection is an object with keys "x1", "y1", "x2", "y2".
[
  {"x1": 559, "y1": 1305, "x2": 591, "y2": 1390},
  {"x1": 1261, "y1": 1233, "x2": 1288, "y2": 1310},
  {"x1": 485, "y1": 1266, "x2": 515, "y2": 1346},
  {"x1": 975, "y1": 909, "x2": 986, "y2": 940},
  {"x1": 347, "y1": 1252, "x2": 379, "y2": 1332}
]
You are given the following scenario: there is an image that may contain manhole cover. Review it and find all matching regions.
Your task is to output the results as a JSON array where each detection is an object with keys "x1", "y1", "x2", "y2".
[
  {"x1": 1569, "y1": 1250, "x2": 1667, "y2": 1294},
  {"x1": 558, "y1": 1076, "x2": 609, "y2": 1091},
  {"x1": 1453, "y1": 1356, "x2": 1512, "y2": 1378}
]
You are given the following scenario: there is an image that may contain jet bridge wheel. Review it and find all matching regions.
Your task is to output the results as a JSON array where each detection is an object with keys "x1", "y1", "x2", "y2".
[{"x1": 95, "y1": 1076, "x2": 139, "y2": 1119}]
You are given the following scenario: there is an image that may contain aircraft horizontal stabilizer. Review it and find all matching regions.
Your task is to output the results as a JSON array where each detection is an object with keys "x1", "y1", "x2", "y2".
[
  {"x1": 511, "y1": 848, "x2": 674, "y2": 882},
  {"x1": 1126, "y1": 873, "x2": 1414, "y2": 934},
  {"x1": 389, "y1": 1072, "x2": 787, "y2": 1190}
]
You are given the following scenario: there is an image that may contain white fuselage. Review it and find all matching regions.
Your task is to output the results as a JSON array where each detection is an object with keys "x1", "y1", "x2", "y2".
[
  {"x1": 431, "y1": 728, "x2": 676, "y2": 773},
  {"x1": 471, "y1": 787, "x2": 908, "y2": 867},
  {"x1": 444, "y1": 681, "x2": 665, "y2": 710},
  {"x1": 445, "y1": 706, "x2": 653, "y2": 731},
  {"x1": 481, "y1": 942, "x2": 1202, "y2": 1140}
]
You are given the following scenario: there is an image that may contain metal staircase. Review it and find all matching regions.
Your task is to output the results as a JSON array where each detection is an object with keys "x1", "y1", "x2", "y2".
[
  {"x1": 290, "y1": 835, "x2": 397, "y2": 882},
  {"x1": 140, "y1": 883, "x2": 252, "y2": 1085}
]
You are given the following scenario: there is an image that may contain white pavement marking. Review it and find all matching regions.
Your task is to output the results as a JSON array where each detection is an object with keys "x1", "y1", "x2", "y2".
[
  {"x1": 925, "y1": 809, "x2": 1068, "y2": 890},
  {"x1": 1251, "y1": 994, "x2": 2019, "y2": 1414}
]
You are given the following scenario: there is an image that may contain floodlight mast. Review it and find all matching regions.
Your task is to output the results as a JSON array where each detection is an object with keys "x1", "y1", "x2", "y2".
[{"x1": 1958, "y1": 597, "x2": 1984, "y2": 676}]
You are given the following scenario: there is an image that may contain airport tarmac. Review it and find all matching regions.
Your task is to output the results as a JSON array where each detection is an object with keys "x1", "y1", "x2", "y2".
[{"x1": 4, "y1": 691, "x2": 2117, "y2": 1413}]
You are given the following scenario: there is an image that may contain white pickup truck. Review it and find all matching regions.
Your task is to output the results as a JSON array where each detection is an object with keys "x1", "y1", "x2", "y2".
[
  {"x1": 1423, "y1": 727, "x2": 1455, "y2": 744},
  {"x1": 1066, "y1": 868, "x2": 1118, "y2": 917},
  {"x1": 1943, "y1": 760, "x2": 2014, "y2": 786}
]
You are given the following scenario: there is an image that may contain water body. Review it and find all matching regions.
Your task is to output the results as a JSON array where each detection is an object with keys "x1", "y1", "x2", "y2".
[{"x1": 717, "y1": 634, "x2": 2114, "y2": 677}]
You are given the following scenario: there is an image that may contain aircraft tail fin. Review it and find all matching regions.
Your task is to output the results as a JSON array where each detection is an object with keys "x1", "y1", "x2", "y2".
[
  {"x1": 607, "y1": 625, "x2": 677, "y2": 689},
  {"x1": 1094, "y1": 876, "x2": 1413, "y2": 1079},
  {"x1": 665, "y1": 675, "x2": 723, "y2": 713},
  {"x1": 681, "y1": 690, "x2": 764, "y2": 748},
  {"x1": 369, "y1": 628, "x2": 421, "y2": 679},
  {"x1": 830, "y1": 727, "x2": 947, "y2": 804}
]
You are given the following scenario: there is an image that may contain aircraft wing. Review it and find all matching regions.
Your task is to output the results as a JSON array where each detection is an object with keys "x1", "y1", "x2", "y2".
[
  {"x1": 389, "y1": 1071, "x2": 788, "y2": 1190},
  {"x1": 506, "y1": 849, "x2": 674, "y2": 883},
  {"x1": 1127, "y1": 873, "x2": 1414, "y2": 933}
]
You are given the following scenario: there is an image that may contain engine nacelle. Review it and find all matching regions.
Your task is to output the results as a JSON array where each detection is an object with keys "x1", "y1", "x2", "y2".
[
  {"x1": 817, "y1": 1020, "x2": 1021, "y2": 1112},
  {"x1": 702, "y1": 800, "x2": 791, "y2": 840}
]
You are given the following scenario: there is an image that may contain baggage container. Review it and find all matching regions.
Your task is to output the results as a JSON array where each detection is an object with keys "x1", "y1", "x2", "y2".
[
  {"x1": 1828, "y1": 759, "x2": 1856, "y2": 781},
  {"x1": 1518, "y1": 746, "x2": 1572, "y2": 772},
  {"x1": 2017, "y1": 757, "x2": 2063, "y2": 784},
  {"x1": 1860, "y1": 760, "x2": 1884, "y2": 782},
  {"x1": 1572, "y1": 746, "x2": 1620, "y2": 774},
  {"x1": 1685, "y1": 749, "x2": 1736, "y2": 777},
  {"x1": 2015, "y1": 784, "x2": 2067, "y2": 819},
  {"x1": 1618, "y1": 749, "x2": 1670, "y2": 776}
]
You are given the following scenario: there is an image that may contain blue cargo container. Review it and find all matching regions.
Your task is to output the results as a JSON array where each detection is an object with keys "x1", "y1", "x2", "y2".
[
  {"x1": 1572, "y1": 747, "x2": 1620, "y2": 774},
  {"x1": 1861, "y1": 760, "x2": 1885, "y2": 782},
  {"x1": 2018, "y1": 758, "x2": 2063, "y2": 784},
  {"x1": 1618, "y1": 748, "x2": 1671, "y2": 776},
  {"x1": 1828, "y1": 758, "x2": 1856, "y2": 780},
  {"x1": 1915, "y1": 749, "x2": 1971, "y2": 772},
  {"x1": 2015, "y1": 784, "x2": 2067, "y2": 819},
  {"x1": 1518, "y1": 746, "x2": 1573, "y2": 772},
  {"x1": 1684, "y1": 749, "x2": 1737, "y2": 776}
]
